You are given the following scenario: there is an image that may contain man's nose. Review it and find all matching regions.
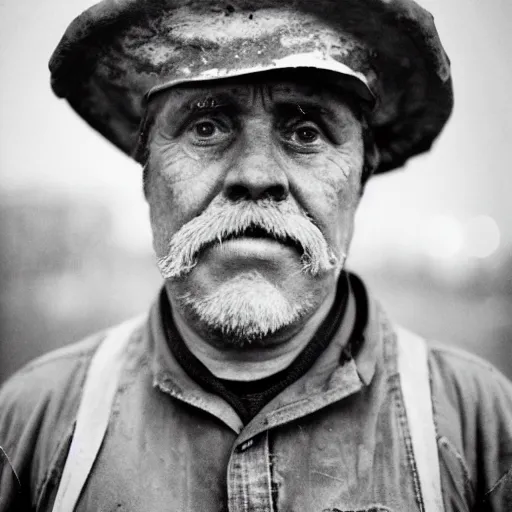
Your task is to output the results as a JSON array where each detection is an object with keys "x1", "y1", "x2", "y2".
[{"x1": 223, "y1": 134, "x2": 289, "y2": 202}]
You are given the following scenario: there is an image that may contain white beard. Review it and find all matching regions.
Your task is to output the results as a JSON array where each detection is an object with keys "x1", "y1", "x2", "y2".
[{"x1": 178, "y1": 271, "x2": 314, "y2": 347}]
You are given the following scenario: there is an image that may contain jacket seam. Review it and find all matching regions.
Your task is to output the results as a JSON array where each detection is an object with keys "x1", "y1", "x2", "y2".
[
  {"x1": 15, "y1": 344, "x2": 100, "y2": 379},
  {"x1": 35, "y1": 422, "x2": 75, "y2": 510},
  {"x1": 483, "y1": 464, "x2": 512, "y2": 499},
  {"x1": 429, "y1": 345, "x2": 498, "y2": 373},
  {"x1": 437, "y1": 435, "x2": 475, "y2": 499}
]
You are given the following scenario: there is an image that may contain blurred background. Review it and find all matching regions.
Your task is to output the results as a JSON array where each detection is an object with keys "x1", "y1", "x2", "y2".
[{"x1": 0, "y1": 0, "x2": 511, "y2": 383}]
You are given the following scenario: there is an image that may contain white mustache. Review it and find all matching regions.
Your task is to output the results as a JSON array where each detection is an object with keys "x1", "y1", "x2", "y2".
[{"x1": 157, "y1": 197, "x2": 339, "y2": 279}]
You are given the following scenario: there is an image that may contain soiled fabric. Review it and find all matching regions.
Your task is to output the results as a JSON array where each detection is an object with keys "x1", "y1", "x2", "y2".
[{"x1": 1, "y1": 279, "x2": 512, "y2": 511}]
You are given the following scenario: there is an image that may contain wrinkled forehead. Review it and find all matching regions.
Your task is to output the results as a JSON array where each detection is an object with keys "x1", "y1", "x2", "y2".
[{"x1": 150, "y1": 71, "x2": 363, "y2": 119}]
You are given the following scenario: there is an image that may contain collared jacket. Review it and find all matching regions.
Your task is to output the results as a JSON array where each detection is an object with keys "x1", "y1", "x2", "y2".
[{"x1": 0, "y1": 286, "x2": 512, "y2": 511}]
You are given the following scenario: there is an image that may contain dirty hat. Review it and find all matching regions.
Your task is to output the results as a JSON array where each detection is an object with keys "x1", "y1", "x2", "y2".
[{"x1": 49, "y1": 0, "x2": 453, "y2": 174}]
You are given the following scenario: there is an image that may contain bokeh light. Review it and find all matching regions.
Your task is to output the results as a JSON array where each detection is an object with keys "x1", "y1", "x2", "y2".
[
  {"x1": 423, "y1": 214, "x2": 464, "y2": 260},
  {"x1": 464, "y1": 215, "x2": 501, "y2": 259}
]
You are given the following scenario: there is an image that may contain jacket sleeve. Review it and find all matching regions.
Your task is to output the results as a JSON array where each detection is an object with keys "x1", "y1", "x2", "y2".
[
  {"x1": 430, "y1": 344, "x2": 512, "y2": 511},
  {"x1": 0, "y1": 335, "x2": 101, "y2": 510}
]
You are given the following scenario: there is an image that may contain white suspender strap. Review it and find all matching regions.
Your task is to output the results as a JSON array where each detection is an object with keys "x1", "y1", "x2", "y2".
[
  {"x1": 51, "y1": 316, "x2": 144, "y2": 512},
  {"x1": 396, "y1": 326, "x2": 444, "y2": 512}
]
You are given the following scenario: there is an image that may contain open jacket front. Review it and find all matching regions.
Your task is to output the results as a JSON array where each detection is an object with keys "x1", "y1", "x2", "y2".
[{"x1": 1, "y1": 279, "x2": 511, "y2": 511}]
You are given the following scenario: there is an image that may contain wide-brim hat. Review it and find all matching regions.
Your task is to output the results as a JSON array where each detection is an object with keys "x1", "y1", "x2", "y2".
[{"x1": 49, "y1": 0, "x2": 453, "y2": 174}]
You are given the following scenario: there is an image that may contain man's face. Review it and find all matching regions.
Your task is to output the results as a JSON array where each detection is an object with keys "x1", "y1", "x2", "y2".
[{"x1": 145, "y1": 74, "x2": 364, "y2": 347}]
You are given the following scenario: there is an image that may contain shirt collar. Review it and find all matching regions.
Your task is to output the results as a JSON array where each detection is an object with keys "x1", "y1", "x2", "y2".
[{"x1": 149, "y1": 276, "x2": 384, "y2": 434}]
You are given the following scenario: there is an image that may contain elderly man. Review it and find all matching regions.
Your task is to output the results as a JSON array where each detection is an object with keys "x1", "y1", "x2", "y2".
[{"x1": 1, "y1": 0, "x2": 512, "y2": 511}]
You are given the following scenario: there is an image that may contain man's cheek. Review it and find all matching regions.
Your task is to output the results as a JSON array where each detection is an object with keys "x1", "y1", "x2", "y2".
[
  {"x1": 147, "y1": 170, "x2": 219, "y2": 247},
  {"x1": 326, "y1": 165, "x2": 362, "y2": 210},
  {"x1": 317, "y1": 183, "x2": 360, "y2": 250},
  {"x1": 149, "y1": 191, "x2": 193, "y2": 250},
  {"x1": 149, "y1": 135, "x2": 208, "y2": 185},
  {"x1": 310, "y1": 181, "x2": 357, "y2": 225},
  {"x1": 150, "y1": 212, "x2": 174, "y2": 258},
  {"x1": 146, "y1": 176, "x2": 190, "y2": 256},
  {"x1": 332, "y1": 162, "x2": 363, "y2": 206},
  {"x1": 341, "y1": 174, "x2": 363, "y2": 209},
  {"x1": 148, "y1": 157, "x2": 216, "y2": 214},
  {"x1": 159, "y1": 154, "x2": 204, "y2": 186},
  {"x1": 310, "y1": 154, "x2": 362, "y2": 205}
]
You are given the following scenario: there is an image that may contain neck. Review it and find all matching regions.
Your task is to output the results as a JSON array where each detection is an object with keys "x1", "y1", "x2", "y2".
[{"x1": 169, "y1": 283, "x2": 350, "y2": 381}]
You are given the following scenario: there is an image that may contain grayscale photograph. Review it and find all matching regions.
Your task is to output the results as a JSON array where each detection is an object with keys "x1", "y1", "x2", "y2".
[{"x1": 0, "y1": 0, "x2": 511, "y2": 510}]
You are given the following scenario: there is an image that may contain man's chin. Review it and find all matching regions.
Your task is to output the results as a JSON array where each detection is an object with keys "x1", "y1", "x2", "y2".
[{"x1": 177, "y1": 271, "x2": 315, "y2": 349}]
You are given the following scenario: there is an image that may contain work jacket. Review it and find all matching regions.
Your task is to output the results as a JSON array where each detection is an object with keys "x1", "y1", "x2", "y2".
[{"x1": 1, "y1": 284, "x2": 511, "y2": 511}]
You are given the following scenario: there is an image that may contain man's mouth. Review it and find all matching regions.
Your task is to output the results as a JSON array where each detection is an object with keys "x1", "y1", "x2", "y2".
[
  {"x1": 222, "y1": 225, "x2": 303, "y2": 252},
  {"x1": 200, "y1": 224, "x2": 303, "y2": 255}
]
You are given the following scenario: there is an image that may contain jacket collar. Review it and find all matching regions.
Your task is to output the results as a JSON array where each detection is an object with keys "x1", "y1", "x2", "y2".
[{"x1": 149, "y1": 277, "x2": 384, "y2": 435}]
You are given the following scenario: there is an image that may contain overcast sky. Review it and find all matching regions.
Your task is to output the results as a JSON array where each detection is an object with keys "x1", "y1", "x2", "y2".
[{"x1": 0, "y1": 0, "x2": 511, "y2": 259}]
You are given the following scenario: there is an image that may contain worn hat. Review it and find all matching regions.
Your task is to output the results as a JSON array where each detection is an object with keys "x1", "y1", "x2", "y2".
[{"x1": 49, "y1": 0, "x2": 453, "y2": 174}]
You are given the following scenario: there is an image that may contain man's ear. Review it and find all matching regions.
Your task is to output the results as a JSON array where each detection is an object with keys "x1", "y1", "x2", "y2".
[
  {"x1": 142, "y1": 163, "x2": 150, "y2": 200},
  {"x1": 360, "y1": 125, "x2": 380, "y2": 196},
  {"x1": 139, "y1": 99, "x2": 165, "y2": 200},
  {"x1": 134, "y1": 91, "x2": 169, "y2": 165}
]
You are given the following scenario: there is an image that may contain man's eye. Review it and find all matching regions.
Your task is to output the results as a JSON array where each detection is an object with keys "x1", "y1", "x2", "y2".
[
  {"x1": 193, "y1": 121, "x2": 217, "y2": 138},
  {"x1": 284, "y1": 122, "x2": 324, "y2": 148},
  {"x1": 294, "y1": 126, "x2": 320, "y2": 143},
  {"x1": 187, "y1": 118, "x2": 232, "y2": 146}
]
